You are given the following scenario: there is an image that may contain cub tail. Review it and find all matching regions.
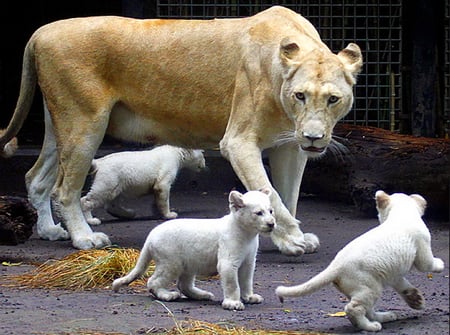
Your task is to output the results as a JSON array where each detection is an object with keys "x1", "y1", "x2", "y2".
[
  {"x1": 275, "y1": 267, "x2": 337, "y2": 302},
  {"x1": 112, "y1": 243, "x2": 153, "y2": 292}
]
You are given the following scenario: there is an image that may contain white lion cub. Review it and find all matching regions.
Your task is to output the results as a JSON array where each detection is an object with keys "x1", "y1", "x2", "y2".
[
  {"x1": 81, "y1": 145, "x2": 205, "y2": 225},
  {"x1": 276, "y1": 190, "x2": 445, "y2": 332},
  {"x1": 112, "y1": 188, "x2": 275, "y2": 310}
]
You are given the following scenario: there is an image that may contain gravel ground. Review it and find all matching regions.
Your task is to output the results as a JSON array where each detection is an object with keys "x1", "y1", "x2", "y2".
[{"x1": 0, "y1": 191, "x2": 448, "y2": 335}]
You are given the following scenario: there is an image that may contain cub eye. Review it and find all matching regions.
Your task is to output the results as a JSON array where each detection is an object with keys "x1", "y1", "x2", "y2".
[
  {"x1": 328, "y1": 95, "x2": 339, "y2": 104},
  {"x1": 255, "y1": 211, "x2": 264, "y2": 216},
  {"x1": 295, "y1": 92, "x2": 305, "y2": 101}
]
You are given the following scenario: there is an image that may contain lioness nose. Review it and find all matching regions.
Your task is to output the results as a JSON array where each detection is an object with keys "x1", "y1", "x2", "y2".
[{"x1": 303, "y1": 132, "x2": 324, "y2": 141}]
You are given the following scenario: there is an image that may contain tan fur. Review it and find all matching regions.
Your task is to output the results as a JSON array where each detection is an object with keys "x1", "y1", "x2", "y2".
[{"x1": 0, "y1": 6, "x2": 362, "y2": 252}]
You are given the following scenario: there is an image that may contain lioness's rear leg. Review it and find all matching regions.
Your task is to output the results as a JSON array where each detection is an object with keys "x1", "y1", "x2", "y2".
[
  {"x1": 51, "y1": 109, "x2": 111, "y2": 249},
  {"x1": 26, "y1": 106, "x2": 69, "y2": 241}
]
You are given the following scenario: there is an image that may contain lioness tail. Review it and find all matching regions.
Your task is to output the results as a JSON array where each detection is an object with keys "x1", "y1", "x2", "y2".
[{"x1": 0, "y1": 39, "x2": 37, "y2": 156}]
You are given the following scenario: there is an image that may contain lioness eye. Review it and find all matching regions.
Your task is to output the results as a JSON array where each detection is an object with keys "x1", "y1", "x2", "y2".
[
  {"x1": 295, "y1": 92, "x2": 305, "y2": 101},
  {"x1": 328, "y1": 95, "x2": 339, "y2": 104},
  {"x1": 255, "y1": 211, "x2": 263, "y2": 216}
]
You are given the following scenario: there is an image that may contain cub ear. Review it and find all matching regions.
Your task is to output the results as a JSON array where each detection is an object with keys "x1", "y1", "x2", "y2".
[
  {"x1": 229, "y1": 190, "x2": 245, "y2": 211},
  {"x1": 410, "y1": 194, "x2": 427, "y2": 216},
  {"x1": 375, "y1": 190, "x2": 390, "y2": 210},
  {"x1": 337, "y1": 43, "x2": 363, "y2": 81},
  {"x1": 279, "y1": 37, "x2": 300, "y2": 64},
  {"x1": 259, "y1": 187, "x2": 272, "y2": 197}
]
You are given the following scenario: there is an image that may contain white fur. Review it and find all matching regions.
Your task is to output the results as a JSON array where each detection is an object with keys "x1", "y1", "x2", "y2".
[
  {"x1": 81, "y1": 145, "x2": 205, "y2": 225},
  {"x1": 276, "y1": 191, "x2": 445, "y2": 332},
  {"x1": 112, "y1": 189, "x2": 275, "y2": 310}
]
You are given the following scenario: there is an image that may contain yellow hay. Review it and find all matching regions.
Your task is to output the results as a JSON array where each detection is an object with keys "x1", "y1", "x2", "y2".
[
  {"x1": 165, "y1": 319, "x2": 329, "y2": 335},
  {"x1": 5, "y1": 247, "x2": 154, "y2": 290}
]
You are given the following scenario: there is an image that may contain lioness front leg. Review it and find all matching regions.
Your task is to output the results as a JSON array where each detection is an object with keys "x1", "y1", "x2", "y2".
[{"x1": 220, "y1": 140, "x2": 310, "y2": 256}]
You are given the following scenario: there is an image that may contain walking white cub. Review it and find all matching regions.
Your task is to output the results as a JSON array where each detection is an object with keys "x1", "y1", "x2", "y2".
[
  {"x1": 112, "y1": 188, "x2": 275, "y2": 310},
  {"x1": 276, "y1": 191, "x2": 445, "y2": 332},
  {"x1": 81, "y1": 145, "x2": 205, "y2": 225}
]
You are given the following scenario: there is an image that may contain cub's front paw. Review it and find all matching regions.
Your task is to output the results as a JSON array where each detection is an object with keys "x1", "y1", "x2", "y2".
[
  {"x1": 222, "y1": 298, "x2": 245, "y2": 310},
  {"x1": 242, "y1": 293, "x2": 264, "y2": 304}
]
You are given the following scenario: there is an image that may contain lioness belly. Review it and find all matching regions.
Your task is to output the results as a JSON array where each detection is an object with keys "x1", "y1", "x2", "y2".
[{"x1": 107, "y1": 103, "x2": 226, "y2": 148}]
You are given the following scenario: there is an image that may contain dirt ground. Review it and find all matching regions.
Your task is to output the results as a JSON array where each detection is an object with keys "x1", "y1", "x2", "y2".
[{"x1": 0, "y1": 191, "x2": 448, "y2": 335}]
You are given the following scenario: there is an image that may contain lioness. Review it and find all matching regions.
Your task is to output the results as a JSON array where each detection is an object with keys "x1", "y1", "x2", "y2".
[
  {"x1": 0, "y1": 6, "x2": 362, "y2": 253},
  {"x1": 276, "y1": 191, "x2": 445, "y2": 331},
  {"x1": 113, "y1": 188, "x2": 275, "y2": 310}
]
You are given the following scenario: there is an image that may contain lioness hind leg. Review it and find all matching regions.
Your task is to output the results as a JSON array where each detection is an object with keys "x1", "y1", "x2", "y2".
[
  {"x1": 49, "y1": 107, "x2": 111, "y2": 250},
  {"x1": 26, "y1": 107, "x2": 69, "y2": 241}
]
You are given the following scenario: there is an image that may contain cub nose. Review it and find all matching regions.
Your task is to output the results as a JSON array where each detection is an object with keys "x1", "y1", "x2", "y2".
[{"x1": 267, "y1": 222, "x2": 275, "y2": 229}]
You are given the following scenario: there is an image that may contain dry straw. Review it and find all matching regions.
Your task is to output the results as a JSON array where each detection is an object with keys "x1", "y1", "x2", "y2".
[{"x1": 5, "y1": 247, "x2": 153, "y2": 290}]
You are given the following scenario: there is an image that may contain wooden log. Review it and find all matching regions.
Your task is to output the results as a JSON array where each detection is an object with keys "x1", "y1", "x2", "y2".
[
  {"x1": 0, "y1": 196, "x2": 36, "y2": 245},
  {"x1": 301, "y1": 124, "x2": 450, "y2": 219}
]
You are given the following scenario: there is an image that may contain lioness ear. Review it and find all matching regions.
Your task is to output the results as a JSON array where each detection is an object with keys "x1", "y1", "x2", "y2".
[
  {"x1": 259, "y1": 187, "x2": 272, "y2": 197},
  {"x1": 375, "y1": 190, "x2": 390, "y2": 210},
  {"x1": 337, "y1": 43, "x2": 363, "y2": 81},
  {"x1": 280, "y1": 37, "x2": 300, "y2": 64},
  {"x1": 410, "y1": 194, "x2": 427, "y2": 216},
  {"x1": 229, "y1": 190, "x2": 245, "y2": 211}
]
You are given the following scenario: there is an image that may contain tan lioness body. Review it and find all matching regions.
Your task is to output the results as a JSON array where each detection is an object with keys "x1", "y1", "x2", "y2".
[{"x1": 0, "y1": 6, "x2": 362, "y2": 252}]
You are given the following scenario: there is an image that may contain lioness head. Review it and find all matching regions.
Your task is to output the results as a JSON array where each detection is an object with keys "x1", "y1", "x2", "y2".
[{"x1": 278, "y1": 38, "x2": 362, "y2": 158}]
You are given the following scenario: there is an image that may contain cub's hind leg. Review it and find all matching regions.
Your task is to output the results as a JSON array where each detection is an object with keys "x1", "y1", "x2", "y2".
[
  {"x1": 177, "y1": 274, "x2": 215, "y2": 300},
  {"x1": 344, "y1": 286, "x2": 384, "y2": 332},
  {"x1": 147, "y1": 266, "x2": 181, "y2": 301}
]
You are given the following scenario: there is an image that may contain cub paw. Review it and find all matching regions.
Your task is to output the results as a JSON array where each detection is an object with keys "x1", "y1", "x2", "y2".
[
  {"x1": 402, "y1": 288, "x2": 425, "y2": 310},
  {"x1": 222, "y1": 299, "x2": 245, "y2": 310},
  {"x1": 242, "y1": 294, "x2": 264, "y2": 304},
  {"x1": 433, "y1": 258, "x2": 445, "y2": 272}
]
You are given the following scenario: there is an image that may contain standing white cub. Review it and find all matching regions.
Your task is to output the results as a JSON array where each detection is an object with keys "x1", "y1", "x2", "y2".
[
  {"x1": 112, "y1": 188, "x2": 275, "y2": 311},
  {"x1": 276, "y1": 190, "x2": 445, "y2": 332},
  {"x1": 81, "y1": 145, "x2": 205, "y2": 225}
]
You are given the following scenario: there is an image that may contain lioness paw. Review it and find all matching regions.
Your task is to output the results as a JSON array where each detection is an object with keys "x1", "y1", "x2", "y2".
[
  {"x1": 164, "y1": 211, "x2": 178, "y2": 219},
  {"x1": 222, "y1": 299, "x2": 245, "y2": 310},
  {"x1": 72, "y1": 232, "x2": 111, "y2": 250},
  {"x1": 37, "y1": 222, "x2": 70, "y2": 241},
  {"x1": 242, "y1": 293, "x2": 264, "y2": 304},
  {"x1": 304, "y1": 233, "x2": 320, "y2": 253}
]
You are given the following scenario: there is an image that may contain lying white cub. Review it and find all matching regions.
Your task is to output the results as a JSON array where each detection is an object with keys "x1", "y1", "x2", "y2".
[
  {"x1": 81, "y1": 145, "x2": 205, "y2": 225},
  {"x1": 276, "y1": 190, "x2": 445, "y2": 332},
  {"x1": 112, "y1": 188, "x2": 275, "y2": 310}
]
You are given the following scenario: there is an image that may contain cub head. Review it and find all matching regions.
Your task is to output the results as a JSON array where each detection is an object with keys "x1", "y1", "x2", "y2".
[
  {"x1": 229, "y1": 188, "x2": 276, "y2": 234},
  {"x1": 185, "y1": 149, "x2": 206, "y2": 172},
  {"x1": 375, "y1": 190, "x2": 427, "y2": 223},
  {"x1": 278, "y1": 38, "x2": 363, "y2": 158}
]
